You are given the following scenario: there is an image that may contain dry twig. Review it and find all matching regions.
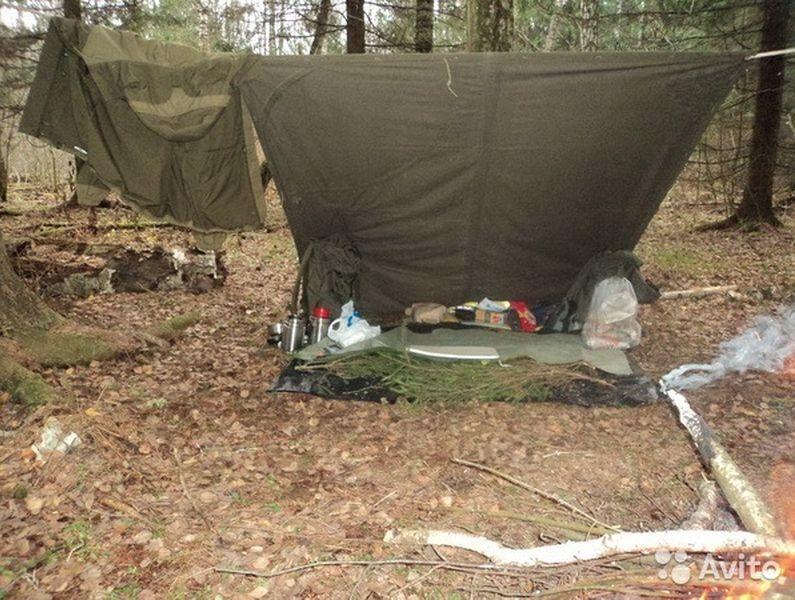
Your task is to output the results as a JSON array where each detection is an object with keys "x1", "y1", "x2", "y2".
[
  {"x1": 173, "y1": 447, "x2": 219, "y2": 537},
  {"x1": 451, "y1": 458, "x2": 618, "y2": 532},
  {"x1": 214, "y1": 558, "x2": 539, "y2": 579},
  {"x1": 445, "y1": 507, "x2": 614, "y2": 538}
]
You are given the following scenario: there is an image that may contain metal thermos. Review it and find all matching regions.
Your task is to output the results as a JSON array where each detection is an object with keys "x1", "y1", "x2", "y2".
[
  {"x1": 309, "y1": 306, "x2": 331, "y2": 344},
  {"x1": 282, "y1": 314, "x2": 306, "y2": 352}
]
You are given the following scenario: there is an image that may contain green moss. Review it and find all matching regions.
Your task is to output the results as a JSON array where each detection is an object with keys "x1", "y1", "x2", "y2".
[
  {"x1": 62, "y1": 519, "x2": 91, "y2": 550},
  {"x1": 0, "y1": 356, "x2": 57, "y2": 405},
  {"x1": 148, "y1": 310, "x2": 202, "y2": 341},
  {"x1": 18, "y1": 329, "x2": 116, "y2": 367},
  {"x1": 648, "y1": 246, "x2": 706, "y2": 276},
  {"x1": 106, "y1": 583, "x2": 141, "y2": 600}
]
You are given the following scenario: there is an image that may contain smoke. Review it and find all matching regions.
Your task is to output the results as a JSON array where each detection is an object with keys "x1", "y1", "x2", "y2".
[{"x1": 661, "y1": 303, "x2": 795, "y2": 391}]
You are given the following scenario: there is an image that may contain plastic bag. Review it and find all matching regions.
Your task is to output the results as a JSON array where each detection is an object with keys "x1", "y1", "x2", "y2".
[
  {"x1": 662, "y1": 303, "x2": 795, "y2": 390},
  {"x1": 582, "y1": 277, "x2": 641, "y2": 350},
  {"x1": 31, "y1": 417, "x2": 82, "y2": 462},
  {"x1": 328, "y1": 301, "x2": 381, "y2": 348}
]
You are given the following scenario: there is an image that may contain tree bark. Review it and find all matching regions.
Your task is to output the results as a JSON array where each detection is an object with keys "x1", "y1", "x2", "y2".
[
  {"x1": 267, "y1": 0, "x2": 277, "y2": 55},
  {"x1": 735, "y1": 0, "x2": 789, "y2": 226},
  {"x1": 63, "y1": 0, "x2": 83, "y2": 206},
  {"x1": 663, "y1": 388, "x2": 779, "y2": 537},
  {"x1": 385, "y1": 528, "x2": 795, "y2": 568},
  {"x1": 346, "y1": 0, "x2": 365, "y2": 54},
  {"x1": 277, "y1": 0, "x2": 286, "y2": 55},
  {"x1": 121, "y1": 0, "x2": 143, "y2": 31},
  {"x1": 543, "y1": 0, "x2": 565, "y2": 52},
  {"x1": 0, "y1": 139, "x2": 7, "y2": 205},
  {"x1": 0, "y1": 229, "x2": 59, "y2": 335},
  {"x1": 309, "y1": 0, "x2": 333, "y2": 55},
  {"x1": 468, "y1": 0, "x2": 513, "y2": 52},
  {"x1": 63, "y1": 0, "x2": 81, "y2": 20},
  {"x1": 415, "y1": 0, "x2": 433, "y2": 53},
  {"x1": 579, "y1": 0, "x2": 598, "y2": 51}
]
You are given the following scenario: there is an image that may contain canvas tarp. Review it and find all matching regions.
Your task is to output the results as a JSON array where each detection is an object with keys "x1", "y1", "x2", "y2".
[{"x1": 22, "y1": 19, "x2": 745, "y2": 316}]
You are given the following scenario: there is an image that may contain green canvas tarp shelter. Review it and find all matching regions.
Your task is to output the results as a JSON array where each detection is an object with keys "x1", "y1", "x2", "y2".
[{"x1": 22, "y1": 18, "x2": 745, "y2": 316}]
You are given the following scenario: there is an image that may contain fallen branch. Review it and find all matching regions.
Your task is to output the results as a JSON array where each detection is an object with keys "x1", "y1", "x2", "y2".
[
  {"x1": 384, "y1": 528, "x2": 795, "y2": 567},
  {"x1": 31, "y1": 220, "x2": 186, "y2": 232},
  {"x1": 659, "y1": 285, "x2": 737, "y2": 300},
  {"x1": 25, "y1": 238, "x2": 126, "y2": 256},
  {"x1": 446, "y1": 507, "x2": 614, "y2": 538},
  {"x1": 662, "y1": 387, "x2": 779, "y2": 537},
  {"x1": 97, "y1": 496, "x2": 159, "y2": 530},
  {"x1": 214, "y1": 558, "x2": 536, "y2": 579},
  {"x1": 451, "y1": 458, "x2": 618, "y2": 532},
  {"x1": 173, "y1": 448, "x2": 219, "y2": 537},
  {"x1": 128, "y1": 312, "x2": 203, "y2": 349},
  {"x1": 43, "y1": 247, "x2": 224, "y2": 297},
  {"x1": 680, "y1": 479, "x2": 738, "y2": 531},
  {"x1": 131, "y1": 331, "x2": 170, "y2": 349}
]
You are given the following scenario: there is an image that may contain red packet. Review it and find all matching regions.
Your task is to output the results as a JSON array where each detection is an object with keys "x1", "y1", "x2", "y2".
[{"x1": 509, "y1": 301, "x2": 537, "y2": 332}]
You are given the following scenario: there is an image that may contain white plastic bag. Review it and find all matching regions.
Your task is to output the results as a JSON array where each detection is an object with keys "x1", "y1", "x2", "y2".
[
  {"x1": 328, "y1": 301, "x2": 381, "y2": 348},
  {"x1": 582, "y1": 277, "x2": 641, "y2": 350}
]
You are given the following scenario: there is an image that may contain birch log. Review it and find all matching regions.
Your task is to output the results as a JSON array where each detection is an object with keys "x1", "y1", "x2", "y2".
[
  {"x1": 663, "y1": 387, "x2": 779, "y2": 537},
  {"x1": 680, "y1": 480, "x2": 739, "y2": 531},
  {"x1": 384, "y1": 529, "x2": 795, "y2": 567},
  {"x1": 659, "y1": 285, "x2": 737, "y2": 300}
]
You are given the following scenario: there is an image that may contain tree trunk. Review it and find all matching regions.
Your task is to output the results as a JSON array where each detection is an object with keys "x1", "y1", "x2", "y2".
[
  {"x1": 0, "y1": 230, "x2": 59, "y2": 334},
  {"x1": 1, "y1": 227, "x2": 148, "y2": 404},
  {"x1": 579, "y1": 0, "x2": 598, "y2": 51},
  {"x1": 121, "y1": 0, "x2": 143, "y2": 31},
  {"x1": 415, "y1": 0, "x2": 434, "y2": 53},
  {"x1": 0, "y1": 138, "x2": 7, "y2": 205},
  {"x1": 735, "y1": 0, "x2": 789, "y2": 226},
  {"x1": 267, "y1": 0, "x2": 277, "y2": 55},
  {"x1": 467, "y1": 0, "x2": 514, "y2": 52},
  {"x1": 63, "y1": 0, "x2": 83, "y2": 206},
  {"x1": 309, "y1": 0, "x2": 333, "y2": 55},
  {"x1": 277, "y1": 0, "x2": 286, "y2": 55},
  {"x1": 63, "y1": 0, "x2": 81, "y2": 20},
  {"x1": 346, "y1": 0, "x2": 365, "y2": 54},
  {"x1": 197, "y1": 5, "x2": 211, "y2": 52},
  {"x1": 543, "y1": 1, "x2": 562, "y2": 52}
]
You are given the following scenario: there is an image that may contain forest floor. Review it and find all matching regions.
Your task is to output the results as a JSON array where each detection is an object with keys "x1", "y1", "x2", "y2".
[{"x1": 0, "y1": 181, "x2": 793, "y2": 599}]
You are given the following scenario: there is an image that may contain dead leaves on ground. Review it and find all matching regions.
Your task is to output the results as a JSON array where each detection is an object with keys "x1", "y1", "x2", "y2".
[{"x1": 1, "y1": 186, "x2": 793, "y2": 598}]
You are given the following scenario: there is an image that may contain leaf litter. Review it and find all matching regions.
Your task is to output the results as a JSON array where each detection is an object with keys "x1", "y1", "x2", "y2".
[{"x1": 0, "y1": 182, "x2": 793, "y2": 598}]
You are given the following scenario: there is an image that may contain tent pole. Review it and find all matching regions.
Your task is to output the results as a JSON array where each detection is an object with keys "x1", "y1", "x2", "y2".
[{"x1": 745, "y1": 47, "x2": 795, "y2": 60}]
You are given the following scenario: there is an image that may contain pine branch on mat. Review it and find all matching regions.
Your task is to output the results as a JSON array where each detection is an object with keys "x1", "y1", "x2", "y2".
[{"x1": 302, "y1": 350, "x2": 613, "y2": 405}]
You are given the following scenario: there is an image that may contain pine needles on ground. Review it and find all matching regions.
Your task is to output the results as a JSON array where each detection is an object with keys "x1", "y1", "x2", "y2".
[{"x1": 304, "y1": 350, "x2": 612, "y2": 405}]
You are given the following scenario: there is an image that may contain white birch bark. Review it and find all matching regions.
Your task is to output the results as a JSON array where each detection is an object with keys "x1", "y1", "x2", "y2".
[{"x1": 385, "y1": 528, "x2": 795, "y2": 567}]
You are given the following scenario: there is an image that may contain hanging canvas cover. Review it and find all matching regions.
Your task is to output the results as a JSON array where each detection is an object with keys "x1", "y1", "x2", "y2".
[{"x1": 22, "y1": 19, "x2": 745, "y2": 315}]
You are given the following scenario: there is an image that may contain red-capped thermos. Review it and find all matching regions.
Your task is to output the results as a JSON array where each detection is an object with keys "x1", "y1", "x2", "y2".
[{"x1": 309, "y1": 305, "x2": 331, "y2": 344}]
